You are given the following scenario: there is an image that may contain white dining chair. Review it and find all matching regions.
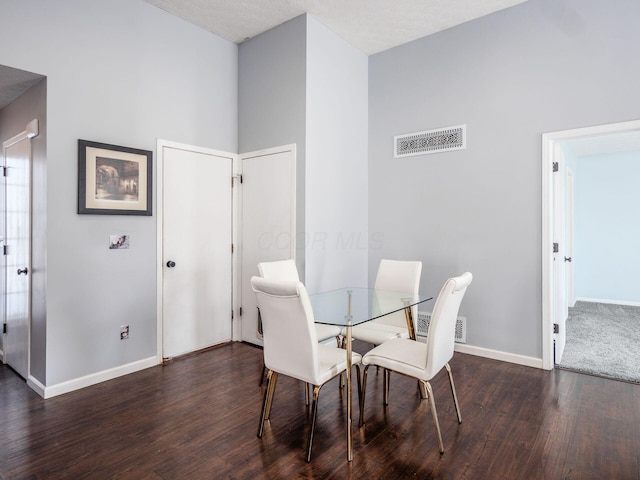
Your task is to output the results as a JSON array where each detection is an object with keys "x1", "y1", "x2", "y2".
[
  {"x1": 257, "y1": 260, "x2": 342, "y2": 388},
  {"x1": 359, "y1": 272, "x2": 472, "y2": 454},
  {"x1": 345, "y1": 259, "x2": 422, "y2": 345},
  {"x1": 258, "y1": 259, "x2": 342, "y2": 345},
  {"x1": 251, "y1": 276, "x2": 362, "y2": 462}
]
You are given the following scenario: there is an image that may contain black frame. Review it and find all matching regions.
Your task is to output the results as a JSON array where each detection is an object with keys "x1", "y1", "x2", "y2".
[{"x1": 78, "y1": 139, "x2": 152, "y2": 216}]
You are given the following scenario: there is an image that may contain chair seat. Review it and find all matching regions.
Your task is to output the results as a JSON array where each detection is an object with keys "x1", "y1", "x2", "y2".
[
  {"x1": 315, "y1": 344, "x2": 362, "y2": 385},
  {"x1": 363, "y1": 338, "x2": 428, "y2": 380},
  {"x1": 315, "y1": 323, "x2": 342, "y2": 343},
  {"x1": 344, "y1": 322, "x2": 409, "y2": 345}
]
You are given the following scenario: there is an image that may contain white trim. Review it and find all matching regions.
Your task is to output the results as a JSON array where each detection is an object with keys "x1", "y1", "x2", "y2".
[
  {"x1": 575, "y1": 297, "x2": 640, "y2": 308},
  {"x1": 26, "y1": 375, "x2": 45, "y2": 397},
  {"x1": 0, "y1": 346, "x2": 4, "y2": 362},
  {"x1": 38, "y1": 356, "x2": 158, "y2": 399},
  {"x1": 454, "y1": 344, "x2": 543, "y2": 369},
  {"x1": 541, "y1": 119, "x2": 640, "y2": 371}
]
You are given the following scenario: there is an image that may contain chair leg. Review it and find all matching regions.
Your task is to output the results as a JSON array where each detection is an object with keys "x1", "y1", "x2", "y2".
[
  {"x1": 383, "y1": 368, "x2": 390, "y2": 406},
  {"x1": 445, "y1": 363, "x2": 462, "y2": 424},
  {"x1": 258, "y1": 370, "x2": 278, "y2": 438},
  {"x1": 306, "y1": 385, "x2": 321, "y2": 463},
  {"x1": 305, "y1": 382, "x2": 310, "y2": 406},
  {"x1": 424, "y1": 381, "x2": 444, "y2": 454},
  {"x1": 359, "y1": 365, "x2": 369, "y2": 427},
  {"x1": 419, "y1": 380, "x2": 428, "y2": 399},
  {"x1": 259, "y1": 360, "x2": 266, "y2": 386}
]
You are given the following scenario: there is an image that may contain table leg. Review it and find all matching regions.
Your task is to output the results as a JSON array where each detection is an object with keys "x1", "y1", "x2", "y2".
[
  {"x1": 345, "y1": 324, "x2": 353, "y2": 461},
  {"x1": 404, "y1": 305, "x2": 416, "y2": 341}
]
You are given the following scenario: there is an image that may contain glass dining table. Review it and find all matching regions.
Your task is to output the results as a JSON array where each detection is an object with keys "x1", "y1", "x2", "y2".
[{"x1": 308, "y1": 287, "x2": 433, "y2": 461}]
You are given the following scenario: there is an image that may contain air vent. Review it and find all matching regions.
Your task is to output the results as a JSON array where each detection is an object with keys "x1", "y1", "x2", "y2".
[
  {"x1": 416, "y1": 311, "x2": 467, "y2": 343},
  {"x1": 394, "y1": 125, "x2": 466, "y2": 158}
]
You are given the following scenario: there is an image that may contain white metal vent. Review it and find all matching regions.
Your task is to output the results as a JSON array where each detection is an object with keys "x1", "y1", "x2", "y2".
[
  {"x1": 394, "y1": 124, "x2": 466, "y2": 158},
  {"x1": 417, "y1": 311, "x2": 466, "y2": 343}
]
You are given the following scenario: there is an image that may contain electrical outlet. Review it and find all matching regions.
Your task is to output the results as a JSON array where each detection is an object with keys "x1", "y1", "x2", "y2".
[{"x1": 120, "y1": 325, "x2": 129, "y2": 340}]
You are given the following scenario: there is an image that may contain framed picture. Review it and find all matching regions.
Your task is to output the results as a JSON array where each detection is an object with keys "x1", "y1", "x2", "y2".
[{"x1": 78, "y1": 139, "x2": 152, "y2": 215}]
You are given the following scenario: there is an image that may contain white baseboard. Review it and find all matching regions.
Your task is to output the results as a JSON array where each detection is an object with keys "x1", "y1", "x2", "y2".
[
  {"x1": 0, "y1": 347, "x2": 4, "y2": 363},
  {"x1": 38, "y1": 356, "x2": 159, "y2": 399},
  {"x1": 454, "y1": 343, "x2": 544, "y2": 369},
  {"x1": 27, "y1": 375, "x2": 46, "y2": 397},
  {"x1": 575, "y1": 297, "x2": 640, "y2": 307}
]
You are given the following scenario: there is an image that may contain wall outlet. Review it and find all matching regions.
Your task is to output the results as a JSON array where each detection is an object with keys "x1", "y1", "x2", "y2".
[{"x1": 120, "y1": 325, "x2": 129, "y2": 340}]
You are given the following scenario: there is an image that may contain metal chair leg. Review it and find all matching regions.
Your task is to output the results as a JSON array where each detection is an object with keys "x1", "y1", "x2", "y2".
[
  {"x1": 259, "y1": 359, "x2": 266, "y2": 386},
  {"x1": 383, "y1": 368, "x2": 390, "y2": 405},
  {"x1": 424, "y1": 381, "x2": 444, "y2": 454},
  {"x1": 359, "y1": 365, "x2": 369, "y2": 427},
  {"x1": 258, "y1": 370, "x2": 278, "y2": 438},
  {"x1": 445, "y1": 363, "x2": 462, "y2": 423},
  {"x1": 306, "y1": 385, "x2": 321, "y2": 463}
]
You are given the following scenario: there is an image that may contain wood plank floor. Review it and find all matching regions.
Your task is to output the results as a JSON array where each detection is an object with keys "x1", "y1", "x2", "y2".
[{"x1": 1, "y1": 341, "x2": 639, "y2": 479}]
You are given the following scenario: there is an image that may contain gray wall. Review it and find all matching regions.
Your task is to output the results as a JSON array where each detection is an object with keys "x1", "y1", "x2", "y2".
[
  {"x1": 1, "y1": 0, "x2": 237, "y2": 385},
  {"x1": 238, "y1": 15, "x2": 308, "y2": 276},
  {"x1": 0, "y1": 78, "x2": 47, "y2": 382},
  {"x1": 238, "y1": 14, "x2": 369, "y2": 291},
  {"x1": 368, "y1": 0, "x2": 640, "y2": 358},
  {"x1": 305, "y1": 16, "x2": 368, "y2": 292}
]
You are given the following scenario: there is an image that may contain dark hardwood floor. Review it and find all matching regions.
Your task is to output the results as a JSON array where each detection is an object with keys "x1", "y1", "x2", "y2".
[{"x1": 1, "y1": 341, "x2": 639, "y2": 479}]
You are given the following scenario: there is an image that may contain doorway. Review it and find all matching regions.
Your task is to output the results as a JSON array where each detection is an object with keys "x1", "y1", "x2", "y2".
[
  {"x1": 542, "y1": 119, "x2": 640, "y2": 370},
  {"x1": 1, "y1": 119, "x2": 38, "y2": 379}
]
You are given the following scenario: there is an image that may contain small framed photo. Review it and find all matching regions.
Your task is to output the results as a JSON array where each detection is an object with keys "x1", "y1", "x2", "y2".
[
  {"x1": 109, "y1": 235, "x2": 130, "y2": 249},
  {"x1": 78, "y1": 139, "x2": 152, "y2": 215}
]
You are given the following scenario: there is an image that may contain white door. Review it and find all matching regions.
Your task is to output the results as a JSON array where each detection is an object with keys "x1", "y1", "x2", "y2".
[
  {"x1": 565, "y1": 169, "x2": 575, "y2": 309},
  {"x1": 160, "y1": 142, "x2": 234, "y2": 358},
  {"x1": 239, "y1": 145, "x2": 296, "y2": 345},
  {"x1": 2, "y1": 126, "x2": 35, "y2": 379},
  {"x1": 552, "y1": 145, "x2": 567, "y2": 364}
]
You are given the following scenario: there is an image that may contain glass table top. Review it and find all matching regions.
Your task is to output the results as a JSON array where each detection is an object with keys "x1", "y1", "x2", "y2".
[{"x1": 309, "y1": 287, "x2": 433, "y2": 327}]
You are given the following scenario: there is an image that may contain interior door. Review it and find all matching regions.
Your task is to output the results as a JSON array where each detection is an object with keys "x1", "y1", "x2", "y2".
[
  {"x1": 552, "y1": 144, "x2": 567, "y2": 364},
  {"x1": 160, "y1": 142, "x2": 233, "y2": 358},
  {"x1": 2, "y1": 130, "x2": 33, "y2": 379},
  {"x1": 239, "y1": 145, "x2": 296, "y2": 345},
  {"x1": 565, "y1": 169, "x2": 575, "y2": 309}
]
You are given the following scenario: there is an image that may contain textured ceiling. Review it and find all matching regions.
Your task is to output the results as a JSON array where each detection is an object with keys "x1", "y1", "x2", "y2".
[
  {"x1": 144, "y1": 0, "x2": 528, "y2": 55},
  {"x1": 0, "y1": 65, "x2": 44, "y2": 110}
]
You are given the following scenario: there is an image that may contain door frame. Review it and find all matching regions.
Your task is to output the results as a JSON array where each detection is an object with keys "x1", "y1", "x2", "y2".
[
  {"x1": 541, "y1": 119, "x2": 640, "y2": 369},
  {"x1": 1, "y1": 119, "x2": 38, "y2": 372},
  {"x1": 155, "y1": 139, "x2": 239, "y2": 361}
]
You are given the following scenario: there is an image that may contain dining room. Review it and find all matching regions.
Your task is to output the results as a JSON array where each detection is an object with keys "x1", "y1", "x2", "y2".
[{"x1": 2, "y1": 0, "x2": 640, "y2": 477}]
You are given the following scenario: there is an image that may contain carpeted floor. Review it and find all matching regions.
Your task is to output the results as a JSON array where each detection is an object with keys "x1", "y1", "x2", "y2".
[{"x1": 559, "y1": 301, "x2": 640, "y2": 383}]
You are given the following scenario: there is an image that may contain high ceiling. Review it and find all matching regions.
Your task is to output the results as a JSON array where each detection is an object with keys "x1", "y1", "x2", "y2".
[
  {"x1": 0, "y1": 65, "x2": 44, "y2": 110},
  {"x1": 144, "y1": 0, "x2": 528, "y2": 55}
]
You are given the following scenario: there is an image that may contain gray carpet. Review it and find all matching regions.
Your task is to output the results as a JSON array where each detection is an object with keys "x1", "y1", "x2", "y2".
[{"x1": 559, "y1": 301, "x2": 640, "y2": 384}]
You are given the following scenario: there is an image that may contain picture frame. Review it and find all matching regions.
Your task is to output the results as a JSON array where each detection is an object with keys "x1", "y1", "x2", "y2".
[{"x1": 78, "y1": 139, "x2": 152, "y2": 216}]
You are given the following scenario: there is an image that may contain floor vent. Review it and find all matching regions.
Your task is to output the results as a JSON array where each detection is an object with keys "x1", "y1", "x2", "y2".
[
  {"x1": 417, "y1": 311, "x2": 467, "y2": 343},
  {"x1": 394, "y1": 124, "x2": 466, "y2": 158}
]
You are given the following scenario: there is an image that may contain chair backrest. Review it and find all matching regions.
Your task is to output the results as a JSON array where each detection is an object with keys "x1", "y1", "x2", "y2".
[
  {"x1": 424, "y1": 272, "x2": 473, "y2": 378},
  {"x1": 372, "y1": 259, "x2": 422, "y2": 329},
  {"x1": 257, "y1": 259, "x2": 299, "y2": 282},
  {"x1": 251, "y1": 276, "x2": 319, "y2": 384}
]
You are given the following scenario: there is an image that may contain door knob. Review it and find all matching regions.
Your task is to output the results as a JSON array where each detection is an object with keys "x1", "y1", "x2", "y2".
[
  {"x1": 166, "y1": 261, "x2": 176, "y2": 268},
  {"x1": 564, "y1": 257, "x2": 572, "y2": 262},
  {"x1": 17, "y1": 267, "x2": 28, "y2": 275}
]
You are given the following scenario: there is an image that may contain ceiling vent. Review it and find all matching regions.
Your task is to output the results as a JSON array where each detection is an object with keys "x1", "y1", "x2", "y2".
[{"x1": 394, "y1": 124, "x2": 466, "y2": 158}]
